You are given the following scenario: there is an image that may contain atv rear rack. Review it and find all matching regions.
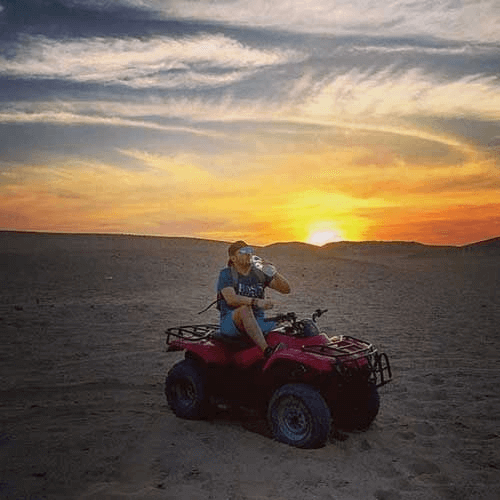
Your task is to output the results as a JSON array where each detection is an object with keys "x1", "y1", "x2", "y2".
[{"x1": 166, "y1": 324, "x2": 219, "y2": 345}]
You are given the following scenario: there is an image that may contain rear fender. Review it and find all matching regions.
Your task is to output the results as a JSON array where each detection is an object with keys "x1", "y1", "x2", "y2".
[{"x1": 169, "y1": 339, "x2": 232, "y2": 364}]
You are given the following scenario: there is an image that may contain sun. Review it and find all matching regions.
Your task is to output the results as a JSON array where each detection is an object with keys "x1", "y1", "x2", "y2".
[{"x1": 306, "y1": 222, "x2": 344, "y2": 246}]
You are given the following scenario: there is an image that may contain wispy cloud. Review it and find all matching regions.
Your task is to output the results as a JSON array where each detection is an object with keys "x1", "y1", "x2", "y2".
[
  {"x1": 19, "y1": 0, "x2": 498, "y2": 43},
  {"x1": 4, "y1": 64, "x2": 499, "y2": 124},
  {"x1": 348, "y1": 43, "x2": 499, "y2": 57},
  {"x1": 147, "y1": 0, "x2": 500, "y2": 43},
  {"x1": 0, "y1": 33, "x2": 301, "y2": 88},
  {"x1": 118, "y1": 149, "x2": 216, "y2": 185},
  {"x1": 297, "y1": 68, "x2": 500, "y2": 122},
  {"x1": 0, "y1": 110, "x2": 223, "y2": 137},
  {"x1": 3, "y1": 61, "x2": 498, "y2": 151}
]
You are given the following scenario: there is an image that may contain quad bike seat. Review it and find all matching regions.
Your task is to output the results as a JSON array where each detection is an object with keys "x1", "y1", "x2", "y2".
[
  {"x1": 211, "y1": 330, "x2": 254, "y2": 349},
  {"x1": 166, "y1": 324, "x2": 268, "y2": 368}
]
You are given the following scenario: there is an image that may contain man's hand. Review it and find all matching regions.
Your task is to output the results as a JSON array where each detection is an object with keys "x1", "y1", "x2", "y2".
[
  {"x1": 257, "y1": 299, "x2": 274, "y2": 310},
  {"x1": 251, "y1": 256, "x2": 277, "y2": 278},
  {"x1": 261, "y1": 262, "x2": 277, "y2": 278}
]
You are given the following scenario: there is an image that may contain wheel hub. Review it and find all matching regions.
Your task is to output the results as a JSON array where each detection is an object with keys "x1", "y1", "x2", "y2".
[
  {"x1": 277, "y1": 396, "x2": 310, "y2": 439},
  {"x1": 175, "y1": 379, "x2": 196, "y2": 406}
]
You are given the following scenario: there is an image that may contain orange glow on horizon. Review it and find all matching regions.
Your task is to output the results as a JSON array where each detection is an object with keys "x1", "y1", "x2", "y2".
[
  {"x1": 0, "y1": 141, "x2": 498, "y2": 247},
  {"x1": 306, "y1": 222, "x2": 344, "y2": 245}
]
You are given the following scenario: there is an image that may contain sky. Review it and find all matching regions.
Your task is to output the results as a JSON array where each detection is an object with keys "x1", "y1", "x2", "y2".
[{"x1": 0, "y1": 0, "x2": 499, "y2": 246}]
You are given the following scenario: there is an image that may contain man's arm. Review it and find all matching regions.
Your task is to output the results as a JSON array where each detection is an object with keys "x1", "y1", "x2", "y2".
[
  {"x1": 221, "y1": 287, "x2": 274, "y2": 309},
  {"x1": 221, "y1": 287, "x2": 251, "y2": 308},
  {"x1": 269, "y1": 272, "x2": 290, "y2": 294}
]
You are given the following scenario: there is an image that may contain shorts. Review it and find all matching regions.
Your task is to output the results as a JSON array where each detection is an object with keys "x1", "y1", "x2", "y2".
[{"x1": 219, "y1": 311, "x2": 276, "y2": 339}]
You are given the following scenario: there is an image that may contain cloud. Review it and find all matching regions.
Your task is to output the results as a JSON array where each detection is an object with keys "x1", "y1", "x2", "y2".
[
  {"x1": 2, "y1": 57, "x2": 498, "y2": 154},
  {"x1": 297, "y1": 67, "x2": 500, "y2": 122},
  {"x1": 487, "y1": 136, "x2": 500, "y2": 155},
  {"x1": 3, "y1": 62, "x2": 498, "y2": 152},
  {"x1": 146, "y1": 0, "x2": 500, "y2": 43},
  {"x1": 348, "y1": 43, "x2": 498, "y2": 57},
  {"x1": 0, "y1": 33, "x2": 300, "y2": 88},
  {"x1": 11, "y1": 0, "x2": 499, "y2": 44},
  {"x1": 117, "y1": 149, "x2": 216, "y2": 185},
  {"x1": 0, "y1": 109, "x2": 224, "y2": 137}
]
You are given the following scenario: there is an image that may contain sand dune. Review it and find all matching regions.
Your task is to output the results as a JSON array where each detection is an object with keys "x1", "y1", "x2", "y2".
[{"x1": 0, "y1": 231, "x2": 499, "y2": 499}]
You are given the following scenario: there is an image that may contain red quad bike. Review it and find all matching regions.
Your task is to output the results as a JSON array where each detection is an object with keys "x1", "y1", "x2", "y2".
[{"x1": 165, "y1": 309, "x2": 392, "y2": 449}]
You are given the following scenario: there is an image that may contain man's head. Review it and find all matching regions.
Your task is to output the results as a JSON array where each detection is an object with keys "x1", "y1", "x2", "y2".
[{"x1": 228, "y1": 240, "x2": 254, "y2": 266}]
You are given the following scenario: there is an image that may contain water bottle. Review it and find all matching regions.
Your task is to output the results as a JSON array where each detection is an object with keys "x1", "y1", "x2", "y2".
[{"x1": 251, "y1": 255, "x2": 277, "y2": 278}]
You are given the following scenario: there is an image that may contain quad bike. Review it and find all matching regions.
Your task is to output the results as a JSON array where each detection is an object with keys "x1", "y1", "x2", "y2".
[{"x1": 164, "y1": 309, "x2": 392, "y2": 449}]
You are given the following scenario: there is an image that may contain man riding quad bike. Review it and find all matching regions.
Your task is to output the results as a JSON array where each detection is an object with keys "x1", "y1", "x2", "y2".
[{"x1": 165, "y1": 308, "x2": 392, "y2": 449}]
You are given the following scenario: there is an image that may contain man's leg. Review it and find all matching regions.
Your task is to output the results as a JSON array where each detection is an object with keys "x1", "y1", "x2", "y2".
[{"x1": 233, "y1": 305, "x2": 268, "y2": 352}]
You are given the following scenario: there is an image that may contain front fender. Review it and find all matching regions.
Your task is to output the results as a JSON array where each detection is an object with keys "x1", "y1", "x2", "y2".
[
  {"x1": 262, "y1": 349, "x2": 333, "y2": 387},
  {"x1": 262, "y1": 349, "x2": 333, "y2": 379}
]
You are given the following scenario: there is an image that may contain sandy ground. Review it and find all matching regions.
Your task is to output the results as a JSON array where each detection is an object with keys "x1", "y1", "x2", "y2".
[{"x1": 0, "y1": 231, "x2": 499, "y2": 500}]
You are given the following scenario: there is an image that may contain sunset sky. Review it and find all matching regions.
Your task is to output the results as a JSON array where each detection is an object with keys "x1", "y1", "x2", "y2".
[{"x1": 0, "y1": 0, "x2": 499, "y2": 246}]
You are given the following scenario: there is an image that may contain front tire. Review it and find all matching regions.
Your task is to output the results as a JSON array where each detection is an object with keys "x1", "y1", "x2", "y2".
[
  {"x1": 165, "y1": 359, "x2": 209, "y2": 419},
  {"x1": 355, "y1": 382, "x2": 380, "y2": 430},
  {"x1": 267, "y1": 383, "x2": 331, "y2": 449},
  {"x1": 334, "y1": 382, "x2": 380, "y2": 430}
]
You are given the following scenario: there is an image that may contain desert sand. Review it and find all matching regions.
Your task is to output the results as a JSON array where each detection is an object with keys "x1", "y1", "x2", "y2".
[{"x1": 0, "y1": 231, "x2": 499, "y2": 500}]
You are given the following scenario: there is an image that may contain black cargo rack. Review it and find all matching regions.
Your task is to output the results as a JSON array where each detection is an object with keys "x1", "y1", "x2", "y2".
[
  {"x1": 370, "y1": 351, "x2": 392, "y2": 387},
  {"x1": 302, "y1": 336, "x2": 376, "y2": 361},
  {"x1": 303, "y1": 337, "x2": 392, "y2": 387},
  {"x1": 165, "y1": 324, "x2": 219, "y2": 345}
]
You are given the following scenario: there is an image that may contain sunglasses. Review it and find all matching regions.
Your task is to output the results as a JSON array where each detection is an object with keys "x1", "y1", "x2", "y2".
[{"x1": 238, "y1": 246, "x2": 254, "y2": 255}]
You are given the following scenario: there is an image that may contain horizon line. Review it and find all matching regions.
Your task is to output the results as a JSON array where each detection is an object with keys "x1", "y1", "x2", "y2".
[{"x1": 1, "y1": 228, "x2": 498, "y2": 249}]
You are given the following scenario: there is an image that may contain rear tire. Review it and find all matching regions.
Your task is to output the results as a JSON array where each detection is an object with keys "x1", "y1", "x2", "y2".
[
  {"x1": 267, "y1": 383, "x2": 331, "y2": 448},
  {"x1": 165, "y1": 359, "x2": 209, "y2": 419}
]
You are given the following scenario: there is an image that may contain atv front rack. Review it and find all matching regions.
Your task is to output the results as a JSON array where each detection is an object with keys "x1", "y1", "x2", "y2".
[
  {"x1": 369, "y1": 351, "x2": 392, "y2": 387},
  {"x1": 303, "y1": 336, "x2": 392, "y2": 387},
  {"x1": 303, "y1": 335, "x2": 376, "y2": 360},
  {"x1": 166, "y1": 324, "x2": 219, "y2": 345}
]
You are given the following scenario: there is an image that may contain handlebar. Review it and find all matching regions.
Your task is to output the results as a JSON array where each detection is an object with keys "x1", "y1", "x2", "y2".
[
  {"x1": 264, "y1": 312, "x2": 297, "y2": 323},
  {"x1": 312, "y1": 308, "x2": 328, "y2": 323},
  {"x1": 264, "y1": 308, "x2": 328, "y2": 324}
]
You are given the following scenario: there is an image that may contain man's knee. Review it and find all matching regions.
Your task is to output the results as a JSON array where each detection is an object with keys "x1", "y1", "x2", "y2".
[{"x1": 233, "y1": 305, "x2": 253, "y2": 326}]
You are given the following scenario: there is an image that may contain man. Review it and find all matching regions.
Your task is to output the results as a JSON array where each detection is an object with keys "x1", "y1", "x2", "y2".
[{"x1": 217, "y1": 240, "x2": 291, "y2": 357}]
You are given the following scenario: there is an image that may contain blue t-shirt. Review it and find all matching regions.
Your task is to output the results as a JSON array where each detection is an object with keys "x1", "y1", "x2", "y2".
[{"x1": 217, "y1": 267, "x2": 272, "y2": 319}]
